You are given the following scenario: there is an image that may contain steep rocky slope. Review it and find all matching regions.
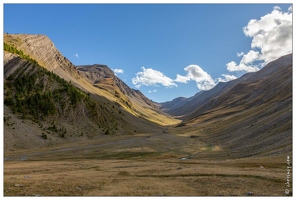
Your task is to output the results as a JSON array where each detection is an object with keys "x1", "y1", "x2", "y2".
[
  {"x1": 4, "y1": 49, "x2": 164, "y2": 150},
  {"x1": 3, "y1": 34, "x2": 179, "y2": 151},
  {"x1": 4, "y1": 34, "x2": 179, "y2": 126}
]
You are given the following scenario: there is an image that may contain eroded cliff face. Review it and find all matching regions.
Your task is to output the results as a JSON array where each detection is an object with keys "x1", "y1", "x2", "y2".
[{"x1": 4, "y1": 34, "x2": 80, "y2": 80}]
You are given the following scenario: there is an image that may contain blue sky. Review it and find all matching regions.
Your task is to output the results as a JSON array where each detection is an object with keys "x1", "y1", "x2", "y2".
[{"x1": 3, "y1": 3, "x2": 293, "y2": 102}]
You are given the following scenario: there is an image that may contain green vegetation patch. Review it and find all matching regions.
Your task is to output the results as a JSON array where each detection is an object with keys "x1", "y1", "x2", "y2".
[
  {"x1": 4, "y1": 42, "x2": 122, "y2": 136},
  {"x1": 4, "y1": 42, "x2": 96, "y2": 122},
  {"x1": 4, "y1": 42, "x2": 38, "y2": 65}
]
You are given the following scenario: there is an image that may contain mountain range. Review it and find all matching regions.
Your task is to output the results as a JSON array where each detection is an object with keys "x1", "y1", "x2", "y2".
[
  {"x1": 3, "y1": 34, "x2": 292, "y2": 158},
  {"x1": 160, "y1": 53, "x2": 292, "y2": 121}
]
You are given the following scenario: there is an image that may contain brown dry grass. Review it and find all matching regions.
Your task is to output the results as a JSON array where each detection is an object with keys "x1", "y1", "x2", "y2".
[
  {"x1": 4, "y1": 132, "x2": 291, "y2": 196},
  {"x1": 4, "y1": 156, "x2": 288, "y2": 196}
]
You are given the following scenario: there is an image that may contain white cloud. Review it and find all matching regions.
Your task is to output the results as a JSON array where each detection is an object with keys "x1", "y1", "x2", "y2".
[
  {"x1": 113, "y1": 68, "x2": 124, "y2": 74},
  {"x1": 132, "y1": 65, "x2": 217, "y2": 91},
  {"x1": 227, "y1": 50, "x2": 261, "y2": 72},
  {"x1": 240, "y1": 50, "x2": 261, "y2": 64},
  {"x1": 148, "y1": 89, "x2": 157, "y2": 93},
  {"x1": 237, "y1": 52, "x2": 244, "y2": 57},
  {"x1": 175, "y1": 65, "x2": 216, "y2": 90},
  {"x1": 175, "y1": 74, "x2": 190, "y2": 83},
  {"x1": 75, "y1": 53, "x2": 79, "y2": 58},
  {"x1": 226, "y1": 61, "x2": 260, "y2": 72},
  {"x1": 288, "y1": 6, "x2": 292, "y2": 12},
  {"x1": 217, "y1": 74, "x2": 237, "y2": 83},
  {"x1": 132, "y1": 67, "x2": 177, "y2": 88},
  {"x1": 227, "y1": 6, "x2": 292, "y2": 73}
]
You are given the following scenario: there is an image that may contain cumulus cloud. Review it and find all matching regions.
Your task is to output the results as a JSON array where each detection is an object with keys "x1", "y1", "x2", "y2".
[
  {"x1": 132, "y1": 64, "x2": 241, "y2": 92},
  {"x1": 175, "y1": 74, "x2": 190, "y2": 83},
  {"x1": 216, "y1": 74, "x2": 237, "y2": 83},
  {"x1": 113, "y1": 68, "x2": 124, "y2": 75},
  {"x1": 175, "y1": 65, "x2": 216, "y2": 90},
  {"x1": 240, "y1": 50, "x2": 260, "y2": 64},
  {"x1": 227, "y1": 6, "x2": 292, "y2": 73},
  {"x1": 132, "y1": 67, "x2": 177, "y2": 88},
  {"x1": 226, "y1": 61, "x2": 260, "y2": 72},
  {"x1": 75, "y1": 53, "x2": 79, "y2": 58},
  {"x1": 227, "y1": 50, "x2": 261, "y2": 72}
]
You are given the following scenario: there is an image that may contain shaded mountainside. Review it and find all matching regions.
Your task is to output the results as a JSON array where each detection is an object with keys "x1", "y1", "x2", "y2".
[
  {"x1": 161, "y1": 54, "x2": 292, "y2": 121},
  {"x1": 160, "y1": 91, "x2": 204, "y2": 115},
  {"x1": 168, "y1": 53, "x2": 292, "y2": 158},
  {"x1": 183, "y1": 53, "x2": 292, "y2": 122},
  {"x1": 160, "y1": 73, "x2": 254, "y2": 117}
]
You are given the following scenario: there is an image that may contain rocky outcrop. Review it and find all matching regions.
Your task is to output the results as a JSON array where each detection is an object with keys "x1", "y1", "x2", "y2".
[{"x1": 5, "y1": 34, "x2": 70, "y2": 70}]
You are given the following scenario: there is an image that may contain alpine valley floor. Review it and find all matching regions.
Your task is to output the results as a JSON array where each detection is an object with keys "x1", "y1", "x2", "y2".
[{"x1": 4, "y1": 129, "x2": 291, "y2": 196}]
